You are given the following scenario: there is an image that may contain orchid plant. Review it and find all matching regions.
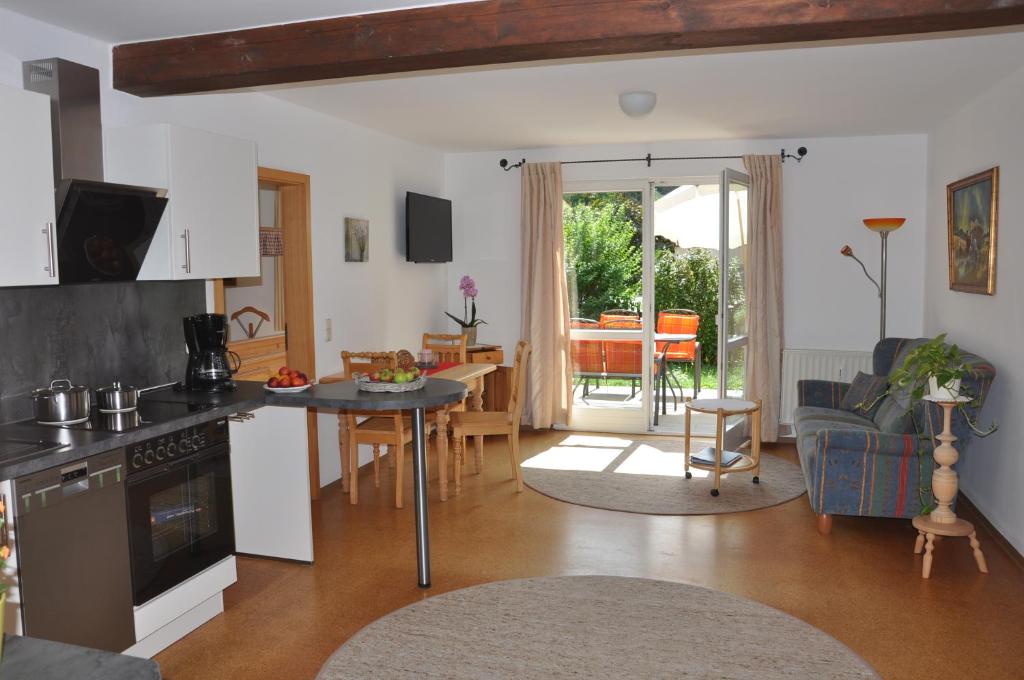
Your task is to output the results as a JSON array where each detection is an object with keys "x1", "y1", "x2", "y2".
[{"x1": 446, "y1": 275, "x2": 487, "y2": 328}]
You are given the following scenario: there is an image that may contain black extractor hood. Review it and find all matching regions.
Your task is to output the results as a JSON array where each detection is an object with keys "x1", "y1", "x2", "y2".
[{"x1": 24, "y1": 58, "x2": 167, "y2": 284}]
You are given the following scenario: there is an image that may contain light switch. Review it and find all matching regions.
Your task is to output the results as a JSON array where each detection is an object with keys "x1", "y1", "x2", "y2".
[{"x1": 325, "y1": 318, "x2": 333, "y2": 342}]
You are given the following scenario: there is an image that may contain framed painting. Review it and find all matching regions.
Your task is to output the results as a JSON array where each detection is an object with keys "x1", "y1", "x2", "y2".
[
  {"x1": 344, "y1": 217, "x2": 369, "y2": 262},
  {"x1": 946, "y1": 167, "x2": 998, "y2": 295}
]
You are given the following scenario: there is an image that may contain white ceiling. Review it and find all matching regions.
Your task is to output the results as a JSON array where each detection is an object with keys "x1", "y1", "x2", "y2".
[
  {"x1": 0, "y1": 0, "x2": 479, "y2": 42},
  {"x1": 269, "y1": 31, "x2": 1024, "y2": 151}
]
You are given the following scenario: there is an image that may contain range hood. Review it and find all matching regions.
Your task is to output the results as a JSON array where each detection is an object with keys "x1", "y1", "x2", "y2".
[{"x1": 23, "y1": 58, "x2": 167, "y2": 284}]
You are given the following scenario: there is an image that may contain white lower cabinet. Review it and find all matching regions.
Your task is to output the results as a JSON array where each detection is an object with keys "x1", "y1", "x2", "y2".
[{"x1": 229, "y1": 406, "x2": 314, "y2": 563}]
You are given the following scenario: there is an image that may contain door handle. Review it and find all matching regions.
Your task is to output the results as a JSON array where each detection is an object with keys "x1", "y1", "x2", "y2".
[
  {"x1": 42, "y1": 222, "x2": 56, "y2": 277},
  {"x1": 180, "y1": 228, "x2": 192, "y2": 274}
]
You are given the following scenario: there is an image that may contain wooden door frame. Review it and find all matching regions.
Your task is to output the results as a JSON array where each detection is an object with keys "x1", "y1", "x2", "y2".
[{"x1": 215, "y1": 166, "x2": 321, "y2": 499}]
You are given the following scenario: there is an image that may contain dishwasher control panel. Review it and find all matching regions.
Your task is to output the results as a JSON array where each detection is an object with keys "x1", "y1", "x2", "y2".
[{"x1": 127, "y1": 418, "x2": 228, "y2": 474}]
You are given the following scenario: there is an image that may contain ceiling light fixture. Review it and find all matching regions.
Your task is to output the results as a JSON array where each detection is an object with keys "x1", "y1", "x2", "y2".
[{"x1": 618, "y1": 91, "x2": 657, "y2": 118}]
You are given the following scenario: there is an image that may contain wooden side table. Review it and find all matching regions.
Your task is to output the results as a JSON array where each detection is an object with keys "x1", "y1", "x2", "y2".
[
  {"x1": 468, "y1": 345, "x2": 509, "y2": 411},
  {"x1": 912, "y1": 395, "x2": 988, "y2": 579},
  {"x1": 684, "y1": 398, "x2": 761, "y2": 496}
]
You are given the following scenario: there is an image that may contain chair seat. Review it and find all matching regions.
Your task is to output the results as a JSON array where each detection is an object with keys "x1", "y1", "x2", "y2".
[{"x1": 356, "y1": 416, "x2": 436, "y2": 436}]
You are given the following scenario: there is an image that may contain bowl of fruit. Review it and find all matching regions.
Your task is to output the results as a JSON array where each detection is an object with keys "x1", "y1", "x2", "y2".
[
  {"x1": 356, "y1": 366, "x2": 426, "y2": 392},
  {"x1": 264, "y1": 366, "x2": 313, "y2": 393}
]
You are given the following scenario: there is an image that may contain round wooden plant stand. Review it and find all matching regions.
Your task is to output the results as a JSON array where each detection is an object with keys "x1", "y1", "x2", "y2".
[{"x1": 912, "y1": 395, "x2": 988, "y2": 579}]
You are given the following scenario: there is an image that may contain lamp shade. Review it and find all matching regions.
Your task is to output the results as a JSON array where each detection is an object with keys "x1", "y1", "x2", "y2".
[
  {"x1": 618, "y1": 91, "x2": 657, "y2": 118},
  {"x1": 863, "y1": 217, "x2": 906, "y2": 233}
]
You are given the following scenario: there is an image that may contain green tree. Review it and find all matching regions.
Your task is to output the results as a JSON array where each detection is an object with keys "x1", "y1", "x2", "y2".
[{"x1": 563, "y1": 200, "x2": 642, "y2": 319}]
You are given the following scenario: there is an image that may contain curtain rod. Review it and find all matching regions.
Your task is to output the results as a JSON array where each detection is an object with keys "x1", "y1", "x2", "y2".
[{"x1": 498, "y1": 146, "x2": 807, "y2": 171}]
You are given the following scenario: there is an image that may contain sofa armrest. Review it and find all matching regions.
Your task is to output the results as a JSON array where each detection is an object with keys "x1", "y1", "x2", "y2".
[
  {"x1": 797, "y1": 379, "x2": 851, "y2": 408},
  {"x1": 806, "y1": 429, "x2": 930, "y2": 518}
]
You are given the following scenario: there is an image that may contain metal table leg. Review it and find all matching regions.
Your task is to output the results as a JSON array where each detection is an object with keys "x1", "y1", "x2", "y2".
[{"x1": 410, "y1": 406, "x2": 431, "y2": 588}]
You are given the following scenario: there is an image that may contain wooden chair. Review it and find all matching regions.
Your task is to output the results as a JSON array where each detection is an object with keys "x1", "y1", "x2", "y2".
[
  {"x1": 422, "y1": 333, "x2": 468, "y2": 363},
  {"x1": 341, "y1": 350, "x2": 434, "y2": 508},
  {"x1": 450, "y1": 341, "x2": 532, "y2": 494}
]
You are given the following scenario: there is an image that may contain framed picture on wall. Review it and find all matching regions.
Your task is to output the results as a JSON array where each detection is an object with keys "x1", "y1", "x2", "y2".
[
  {"x1": 345, "y1": 217, "x2": 369, "y2": 262},
  {"x1": 946, "y1": 167, "x2": 998, "y2": 295}
]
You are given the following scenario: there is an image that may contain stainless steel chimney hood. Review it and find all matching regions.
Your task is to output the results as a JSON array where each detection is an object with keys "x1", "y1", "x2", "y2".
[{"x1": 23, "y1": 58, "x2": 167, "y2": 284}]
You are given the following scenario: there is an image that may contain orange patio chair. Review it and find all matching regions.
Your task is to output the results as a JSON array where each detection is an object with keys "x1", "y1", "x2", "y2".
[
  {"x1": 601, "y1": 316, "x2": 643, "y2": 399},
  {"x1": 656, "y1": 309, "x2": 701, "y2": 399},
  {"x1": 570, "y1": 318, "x2": 604, "y2": 398}
]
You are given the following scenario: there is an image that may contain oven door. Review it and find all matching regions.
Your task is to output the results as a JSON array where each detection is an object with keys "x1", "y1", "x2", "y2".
[{"x1": 126, "y1": 445, "x2": 235, "y2": 606}]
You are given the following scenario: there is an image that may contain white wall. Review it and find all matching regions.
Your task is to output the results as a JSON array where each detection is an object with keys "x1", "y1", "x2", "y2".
[
  {"x1": 0, "y1": 8, "x2": 449, "y2": 486},
  {"x1": 445, "y1": 135, "x2": 928, "y2": 356},
  {"x1": 925, "y1": 64, "x2": 1024, "y2": 554}
]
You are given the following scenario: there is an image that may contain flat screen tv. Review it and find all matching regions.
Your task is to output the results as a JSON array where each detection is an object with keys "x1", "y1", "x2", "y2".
[{"x1": 406, "y1": 192, "x2": 452, "y2": 263}]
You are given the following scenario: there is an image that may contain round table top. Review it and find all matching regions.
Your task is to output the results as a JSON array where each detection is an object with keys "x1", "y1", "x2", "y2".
[
  {"x1": 686, "y1": 398, "x2": 759, "y2": 415},
  {"x1": 263, "y1": 378, "x2": 469, "y2": 411}
]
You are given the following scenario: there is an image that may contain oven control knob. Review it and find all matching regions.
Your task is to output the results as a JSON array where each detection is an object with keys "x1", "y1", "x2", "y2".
[
  {"x1": 143, "y1": 449, "x2": 154, "y2": 464},
  {"x1": 167, "y1": 442, "x2": 177, "y2": 457},
  {"x1": 132, "y1": 452, "x2": 144, "y2": 468},
  {"x1": 180, "y1": 436, "x2": 189, "y2": 451},
  {"x1": 155, "y1": 446, "x2": 166, "y2": 461},
  {"x1": 191, "y1": 435, "x2": 202, "y2": 450}
]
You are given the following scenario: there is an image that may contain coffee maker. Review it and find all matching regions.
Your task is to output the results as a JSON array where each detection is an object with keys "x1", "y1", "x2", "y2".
[{"x1": 184, "y1": 313, "x2": 241, "y2": 392}]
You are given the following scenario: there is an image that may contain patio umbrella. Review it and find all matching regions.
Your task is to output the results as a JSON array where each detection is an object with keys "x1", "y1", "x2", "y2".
[{"x1": 654, "y1": 184, "x2": 747, "y2": 251}]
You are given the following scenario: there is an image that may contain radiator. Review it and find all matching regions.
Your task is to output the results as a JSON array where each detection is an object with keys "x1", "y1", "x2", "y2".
[{"x1": 779, "y1": 349, "x2": 873, "y2": 424}]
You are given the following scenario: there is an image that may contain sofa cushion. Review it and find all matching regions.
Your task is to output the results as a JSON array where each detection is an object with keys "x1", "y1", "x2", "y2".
[
  {"x1": 872, "y1": 387, "x2": 914, "y2": 433},
  {"x1": 793, "y1": 406, "x2": 878, "y2": 428},
  {"x1": 839, "y1": 372, "x2": 889, "y2": 419}
]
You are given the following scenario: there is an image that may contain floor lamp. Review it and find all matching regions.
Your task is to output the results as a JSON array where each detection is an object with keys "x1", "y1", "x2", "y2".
[{"x1": 841, "y1": 218, "x2": 906, "y2": 341}]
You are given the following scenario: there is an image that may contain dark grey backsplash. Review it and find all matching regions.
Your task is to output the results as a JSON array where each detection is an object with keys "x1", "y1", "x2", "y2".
[{"x1": 0, "y1": 280, "x2": 206, "y2": 423}]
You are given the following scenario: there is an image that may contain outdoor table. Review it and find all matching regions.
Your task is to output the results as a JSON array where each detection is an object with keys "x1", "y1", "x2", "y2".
[{"x1": 266, "y1": 378, "x2": 468, "y2": 588}]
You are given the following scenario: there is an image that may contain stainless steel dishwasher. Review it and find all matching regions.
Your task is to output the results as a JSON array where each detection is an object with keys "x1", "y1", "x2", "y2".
[{"x1": 13, "y1": 448, "x2": 136, "y2": 652}]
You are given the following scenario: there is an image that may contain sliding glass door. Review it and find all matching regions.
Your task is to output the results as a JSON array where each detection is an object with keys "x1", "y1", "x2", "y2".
[{"x1": 719, "y1": 169, "x2": 750, "y2": 447}]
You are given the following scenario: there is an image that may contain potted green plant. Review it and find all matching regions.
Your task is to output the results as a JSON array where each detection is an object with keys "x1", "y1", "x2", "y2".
[{"x1": 888, "y1": 334, "x2": 967, "y2": 401}]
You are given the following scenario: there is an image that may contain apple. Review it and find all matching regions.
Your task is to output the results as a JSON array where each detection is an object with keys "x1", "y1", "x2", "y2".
[
  {"x1": 410, "y1": 367, "x2": 421, "y2": 378},
  {"x1": 369, "y1": 371, "x2": 381, "y2": 382},
  {"x1": 291, "y1": 375, "x2": 306, "y2": 387},
  {"x1": 394, "y1": 372, "x2": 409, "y2": 384},
  {"x1": 278, "y1": 366, "x2": 290, "y2": 375},
  {"x1": 268, "y1": 377, "x2": 280, "y2": 388},
  {"x1": 379, "y1": 369, "x2": 394, "y2": 382}
]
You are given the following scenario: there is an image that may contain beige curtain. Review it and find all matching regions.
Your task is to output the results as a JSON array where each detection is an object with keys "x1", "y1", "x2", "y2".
[
  {"x1": 520, "y1": 162, "x2": 573, "y2": 428},
  {"x1": 742, "y1": 155, "x2": 784, "y2": 442}
]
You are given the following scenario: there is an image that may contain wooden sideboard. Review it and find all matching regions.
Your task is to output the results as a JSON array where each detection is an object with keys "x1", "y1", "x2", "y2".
[{"x1": 468, "y1": 344, "x2": 511, "y2": 411}]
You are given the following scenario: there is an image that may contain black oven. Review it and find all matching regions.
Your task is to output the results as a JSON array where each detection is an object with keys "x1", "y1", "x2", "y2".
[{"x1": 125, "y1": 418, "x2": 234, "y2": 606}]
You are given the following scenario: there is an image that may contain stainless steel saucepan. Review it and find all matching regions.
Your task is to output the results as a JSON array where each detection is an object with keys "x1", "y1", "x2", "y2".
[
  {"x1": 95, "y1": 381, "x2": 140, "y2": 413},
  {"x1": 32, "y1": 379, "x2": 91, "y2": 424}
]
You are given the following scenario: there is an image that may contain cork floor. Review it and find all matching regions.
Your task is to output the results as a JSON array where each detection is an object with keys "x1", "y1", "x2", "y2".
[{"x1": 155, "y1": 430, "x2": 1024, "y2": 680}]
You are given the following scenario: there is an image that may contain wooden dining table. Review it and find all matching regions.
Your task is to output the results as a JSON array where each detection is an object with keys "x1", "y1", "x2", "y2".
[{"x1": 319, "y1": 362, "x2": 497, "y2": 501}]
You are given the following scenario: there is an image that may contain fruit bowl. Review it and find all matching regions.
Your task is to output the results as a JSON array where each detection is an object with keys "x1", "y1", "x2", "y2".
[
  {"x1": 356, "y1": 375, "x2": 427, "y2": 392},
  {"x1": 263, "y1": 383, "x2": 313, "y2": 394}
]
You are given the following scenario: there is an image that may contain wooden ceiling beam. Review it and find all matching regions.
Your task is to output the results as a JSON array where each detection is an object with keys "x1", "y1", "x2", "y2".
[{"x1": 113, "y1": 0, "x2": 1024, "y2": 96}]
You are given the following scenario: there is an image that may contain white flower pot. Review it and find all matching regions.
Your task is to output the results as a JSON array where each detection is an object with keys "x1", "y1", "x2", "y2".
[{"x1": 928, "y1": 376, "x2": 961, "y2": 401}]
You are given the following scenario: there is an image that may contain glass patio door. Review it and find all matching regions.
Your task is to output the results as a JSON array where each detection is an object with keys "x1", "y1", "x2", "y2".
[{"x1": 719, "y1": 168, "x2": 750, "y2": 447}]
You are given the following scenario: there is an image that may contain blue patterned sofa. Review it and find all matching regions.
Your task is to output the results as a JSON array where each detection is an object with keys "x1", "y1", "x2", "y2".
[{"x1": 794, "y1": 338, "x2": 995, "y2": 534}]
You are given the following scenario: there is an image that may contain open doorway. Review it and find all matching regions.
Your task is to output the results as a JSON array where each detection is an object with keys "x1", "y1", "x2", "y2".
[
  {"x1": 564, "y1": 171, "x2": 749, "y2": 439},
  {"x1": 214, "y1": 167, "x2": 320, "y2": 497}
]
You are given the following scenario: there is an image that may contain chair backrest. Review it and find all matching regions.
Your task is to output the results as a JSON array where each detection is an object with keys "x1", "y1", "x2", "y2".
[
  {"x1": 601, "y1": 318, "x2": 642, "y2": 375},
  {"x1": 508, "y1": 340, "x2": 533, "y2": 423},
  {"x1": 423, "y1": 333, "x2": 467, "y2": 363},
  {"x1": 656, "y1": 310, "x2": 699, "y2": 360},
  {"x1": 570, "y1": 318, "x2": 603, "y2": 374},
  {"x1": 599, "y1": 309, "x2": 639, "y2": 326},
  {"x1": 342, "y1": 350, "x2": 397, "y2": 379}
]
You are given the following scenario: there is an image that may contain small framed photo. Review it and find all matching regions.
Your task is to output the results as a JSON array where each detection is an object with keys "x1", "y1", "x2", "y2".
[
  {"x1": 345, "y1": 218, "x2": 369, "y2": 262},
  {"x1": 947, "y1": 167, "x2": 998, "y2": 295}
]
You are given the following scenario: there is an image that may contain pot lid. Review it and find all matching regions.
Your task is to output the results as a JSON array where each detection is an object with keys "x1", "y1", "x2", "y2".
[
  {"x1": 96, "y1": 381, "x2": 137, "y2": 393},
  {"x1": 32, "y1": 379, "x2": 87, "y2": 397}
]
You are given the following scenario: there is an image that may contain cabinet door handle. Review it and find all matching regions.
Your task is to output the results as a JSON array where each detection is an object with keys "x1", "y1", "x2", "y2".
[
  {"x1": 228, "y1": 411, "x2": 255, "y2": 423},
  {"x1": 180, "y1": 228, "x2": 192, "y2": 274},
  {"x1": 42, "y1": 222, "x2": 56, "y2": 277}
]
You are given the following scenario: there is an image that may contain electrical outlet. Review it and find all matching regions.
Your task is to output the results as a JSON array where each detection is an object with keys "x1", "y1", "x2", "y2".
[{"x1": 325, "y1": 318, "x2": 333, "y2": 342}]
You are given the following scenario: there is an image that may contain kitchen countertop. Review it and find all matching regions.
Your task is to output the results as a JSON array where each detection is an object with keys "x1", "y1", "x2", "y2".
[
  {"x1": 264, "y1": 378, "x2": 468, "y2": 411},
  {"x1": 1, "y1": 634, "x2": 160, "y2": 679},
  {"x1": 0, "y1": 381, "x2": 267, "y2": 481}
]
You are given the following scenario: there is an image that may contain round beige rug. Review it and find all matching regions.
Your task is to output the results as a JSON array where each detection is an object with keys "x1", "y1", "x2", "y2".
[
  {"x1": 317, "y1": 576, "x2": 879, "y2": 679},
  {"x1": 520, "y1": 435, "x2": 805, "y2": 515}
]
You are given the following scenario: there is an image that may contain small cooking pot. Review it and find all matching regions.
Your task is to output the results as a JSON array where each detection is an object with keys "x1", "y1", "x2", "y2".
[
  {"x1": 95, "y1": 381, "x2": 139, "y2": 413},
  {"x1": 32, "y1": 379, "x2": 91, "y2": 424}
]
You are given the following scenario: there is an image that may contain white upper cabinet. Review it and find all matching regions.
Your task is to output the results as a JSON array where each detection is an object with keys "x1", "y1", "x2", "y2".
[
  {"x1": 105, "y1": 124, "x2": 259, "y2": 280},
  {"x1": 0, "y1": 84, "x2": 58, "y2": 287}
]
